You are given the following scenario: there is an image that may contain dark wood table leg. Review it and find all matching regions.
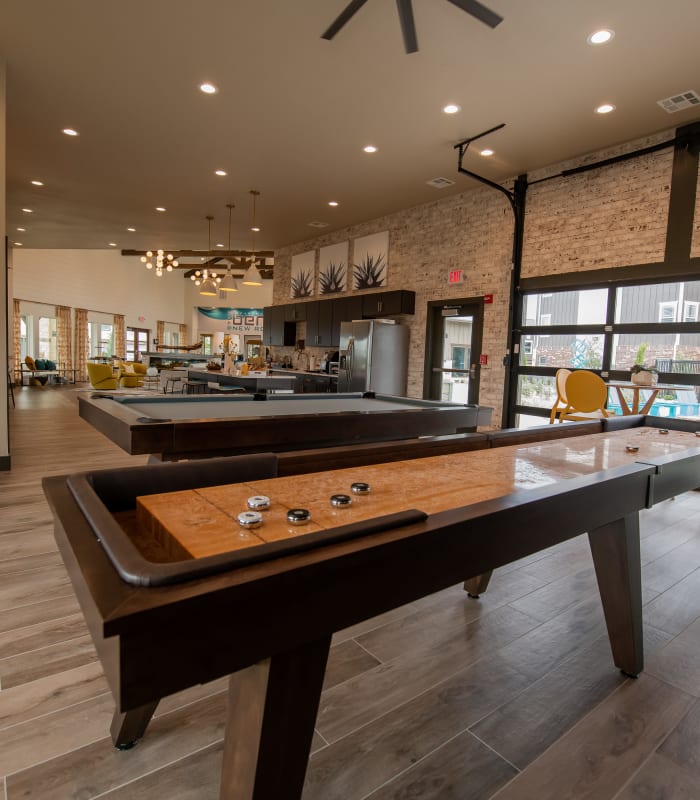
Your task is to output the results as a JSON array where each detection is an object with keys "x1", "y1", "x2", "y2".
[
  {"x1": 219, "y1": 634, "x2": 332, "y2": 800},
  {"x1": 464, "y1": 571, "x2": 493, "y2": 598},
  {"x1": 110, "y1": 701, "x2": 159, "y2": 749},
  {"x1": 588, "y1": 513, "x2": 643, "y2": 678}
]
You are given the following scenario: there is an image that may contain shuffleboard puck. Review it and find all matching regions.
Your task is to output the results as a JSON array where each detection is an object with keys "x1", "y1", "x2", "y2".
[
  {"x1": 287, "y1": 508, "x2": 311, "y2": 525},
  {"x1": 237, "y1": 511, "x2": 263, "y2": 529}
]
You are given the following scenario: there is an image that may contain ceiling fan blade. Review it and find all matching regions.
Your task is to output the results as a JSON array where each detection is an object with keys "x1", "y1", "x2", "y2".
[
  {"x1": 445, "y1": 0, "x2": 503, "y2": 28},
  {"x1": 396, "y1": 0, "x2": 418, "y2": 53},
  {"x1": 321, "y1": 0, "x2": 371, "y2": 40}
]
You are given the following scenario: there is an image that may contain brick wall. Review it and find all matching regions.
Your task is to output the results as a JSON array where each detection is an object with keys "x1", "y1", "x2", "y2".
[{"x1": 275, "y1": 128, "x2": 698, "y2": 425}]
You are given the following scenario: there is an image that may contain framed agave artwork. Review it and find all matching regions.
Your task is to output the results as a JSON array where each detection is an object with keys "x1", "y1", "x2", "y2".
[
  {"x1": 291, "y1": 250, "x2": 316, "y2": 298},
  {"x1": 318, "y1": 242, "x2": 348, "y2": 295},
  {"x1": 352, "y1": 231, "x2": 388, "y2": 290}
]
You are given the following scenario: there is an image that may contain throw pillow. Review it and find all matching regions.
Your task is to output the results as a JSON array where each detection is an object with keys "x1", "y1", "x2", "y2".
[
  {"x1": 123, "y1": 363, "x2": 135, "y2": 374},
  {"x1": 25, "y1": 355, "x2": 37, "y2": 370},
  {"x1": 35, "y1": 358, "x2": 47, "y2": 370},
  {"x1": 45, "y1": 360, "x2": 57, "y2": 370}
]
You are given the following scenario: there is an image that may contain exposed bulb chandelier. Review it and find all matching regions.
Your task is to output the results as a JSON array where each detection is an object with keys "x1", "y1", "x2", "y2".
[{"x1": 140, "y1": 249, "x2": 179, "y2": 277}]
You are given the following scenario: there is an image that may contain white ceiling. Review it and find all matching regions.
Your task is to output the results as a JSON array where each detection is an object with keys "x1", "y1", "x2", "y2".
[{"x1": 2, "y1": 0, "x2": 699, "y2": 256}]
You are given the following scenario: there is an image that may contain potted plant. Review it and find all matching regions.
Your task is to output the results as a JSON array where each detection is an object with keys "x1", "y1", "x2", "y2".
[{"x1": 630, "y1": 363, "x2": 657, "y2": 386}]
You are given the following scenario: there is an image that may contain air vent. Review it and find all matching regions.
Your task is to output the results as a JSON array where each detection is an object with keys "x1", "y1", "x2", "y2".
[
  {"x1": 426, "y1": 177, "x2": 455, "y2": 189},
  {"x1": 307, "y1": 221, "x2": 329, "y2": 228},
  {"x1": 657, "y1": 90, "x2": 700, "y2": 113}
]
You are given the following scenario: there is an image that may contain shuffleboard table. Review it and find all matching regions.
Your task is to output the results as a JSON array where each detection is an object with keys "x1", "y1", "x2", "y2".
[
  {"x1": 43, "y1": 419, "x2": 700, "y2": 799},
  {"x1": 78, "y1": 391, "x2": 487, "y2": 460}
]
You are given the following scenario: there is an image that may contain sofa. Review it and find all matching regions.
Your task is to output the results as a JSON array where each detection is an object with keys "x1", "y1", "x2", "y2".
[{"x1": 21, "y1": 356, "x2": 61, "y2": 386}]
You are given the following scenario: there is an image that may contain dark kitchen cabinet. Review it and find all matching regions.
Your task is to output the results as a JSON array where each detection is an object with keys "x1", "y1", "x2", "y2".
[
  {"x1": 331, "y1": 295, "x2": 363, "y2": 345},
  {"x1": 305, "y1": 301, "x2": 334, "y2": 347},
  {"x1": 361, "y1": 290, "x2": 415, "y2": 317},
  {"x1": 284, "y1": 303, "x2": 307, "y2": 322},
  {"x1": 263, "y1": 306, "x2": 296, "y2": 346}
]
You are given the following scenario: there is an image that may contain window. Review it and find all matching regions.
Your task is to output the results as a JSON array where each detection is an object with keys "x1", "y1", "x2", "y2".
[
  {"x1": 19, "y1": 316, "x2": 31, "y2": 361},
  {"x1": 126, "y1": 327, "x2": 149, "y2": 361},
  {"x1": 88, "y1": 322, "x2": 114, "y2": 358},
  {"x1": 451, "y1": 346, "x2": 466, "y2": 370},
  {"x1": 659, "y1": 302, "x2": 677, "y2": 323},
  {"x1": 200, "y1": 334, "x2": 213, "y2": 355},
  {"x1": 683, "y1": 301, "x2": 699, "y2": 322},
  {"x1": 38, "y1": 316, "x2": 58, "y2": 360},
  {"x1": 514, "y1": 279, "x2": 700, "y2": 426}
]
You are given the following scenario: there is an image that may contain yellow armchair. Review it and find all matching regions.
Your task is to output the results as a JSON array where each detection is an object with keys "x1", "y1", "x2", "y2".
[
  {"x1": 118, "y1": 361, "x2": 146, "y2": 388},
  {"x1": 87, "y1": 362, "x2": 118, "y2": 390}
]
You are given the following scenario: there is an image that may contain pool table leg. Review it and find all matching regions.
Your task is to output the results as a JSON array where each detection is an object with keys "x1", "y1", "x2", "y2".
[
  {"x1": 110, "y1": 701, "x2": 159, "y2": 749},
  {"x1": 220, "y1": 634, "x2": 332, "y2": 800},
  {"x1": 464, "y1": 571, "x2": 493, "y2": 598},
  {"x1": 588, "y1": 513, "x2": 643, "y2": 678}
]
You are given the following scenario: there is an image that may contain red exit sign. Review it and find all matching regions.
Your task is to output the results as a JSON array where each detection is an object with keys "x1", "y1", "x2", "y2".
[
  {"x1": 484, "y1": 294, "x2": 493, "y2": 304},
  {"x1": 479, "y1": 354, "x2": 488, "y2": 366},
  {"x1": 448, "y1": 269, "x2": 466, "y2": 284}
]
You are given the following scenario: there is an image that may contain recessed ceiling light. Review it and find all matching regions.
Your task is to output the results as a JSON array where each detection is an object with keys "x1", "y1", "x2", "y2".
[
  {"x1": 251, "y1": 226, "x2": 261, "y2": 232},
  {"x1": 480, "y1": 149, "x2": 494, "y2": 157},
  {"x1": 216, "y1": 243, "x2": 224, "y2": 247},
  {"x1": 595, "y1": 103, "x2": 616, "y2": 114},
  {"x1": 127, "y1": 227, "x2": 136, "y2": 232},
  {"x1": 443, "y1": 104, "x2": 461, "y2": 114},
  {"x1": 588, "y1": 29, "x2": 614, "y2": 45},
  {"x1": 363, "y1": 145, "x2": 378, "y2": 153},
  {"x1": 16, "y1": 227, "x2": 26, "y2": 232},
  {"x1": 14, "y1": 242, "x2": 23, "y2": 246},
  {"x1": 214, "y1": 169, "x2": 227, "y2": 176},
  {"x1": 21, "y1": 208, "x2": 33, "y2": 213},
  {"x1": 200, "y1": 82, "x2": 218, "y2": 94},
  {"x1": 328, "y1": 201, "x2": 339, "y2": 207},
  {"x1": 62, "y1": 128, "x2": 79, "y2": 136},
  {"x1": 31, "y1": 180, "x2": 44, "y2": 186},
  {"x1": 108, "y1": 242, "x2": 118, "y2": 247},
  {"x1": 155, "y1": 206, "x2": 166, "y2": 212}
]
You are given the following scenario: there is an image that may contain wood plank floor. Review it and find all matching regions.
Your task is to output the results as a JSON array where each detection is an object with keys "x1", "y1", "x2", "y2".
[{"x1": 1, "y1": 385, "x2": 699, "y2": 799}]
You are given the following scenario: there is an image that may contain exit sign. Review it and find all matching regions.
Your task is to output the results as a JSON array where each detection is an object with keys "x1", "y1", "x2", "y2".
[{"x1": 448, "y1": 269, "x2": 466, "y2": 284}]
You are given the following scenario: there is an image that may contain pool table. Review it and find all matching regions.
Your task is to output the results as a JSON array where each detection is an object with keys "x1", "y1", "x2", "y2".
[
  {"x1": 43, "y1": 419, "x2": 700, "y2": 799},
  {"x1": 78, "y1": 391, "x2": 488, "y2": 460}
]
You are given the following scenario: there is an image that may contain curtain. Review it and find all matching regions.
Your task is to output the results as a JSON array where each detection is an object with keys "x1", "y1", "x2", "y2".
[
  {"x1": 156, "y1": 320, "x2": 165, "y2": 349},
  {"x1": 13, "y1": 299, "x2": 21, "y2": 371},
  {"x1": 179, "y1": 323, "x2": 188, "y2": 347},
  {"x1": 114, "y1": 314, "x2": 126, "y2": 360},
  {"x1": 55, "y1": 305, "x2": 73, "y2": 369},
  {"x1": 74, "y1": 308, "x2": 89, "y2": 382}
]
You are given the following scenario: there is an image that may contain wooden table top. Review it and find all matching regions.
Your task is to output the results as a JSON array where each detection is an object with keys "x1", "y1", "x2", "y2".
[{"x1": 134, "y1": 428, "x2": 699, "y2": 561}]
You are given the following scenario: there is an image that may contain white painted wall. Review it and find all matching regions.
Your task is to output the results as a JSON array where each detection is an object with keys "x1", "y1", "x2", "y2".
[{"x1": 13, "y1": 249, "x2": 186, "y2": 329}]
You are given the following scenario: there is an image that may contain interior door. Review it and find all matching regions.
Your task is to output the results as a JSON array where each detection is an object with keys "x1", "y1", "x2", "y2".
[{"x1": 424, "y1": 299, "x2": 484, "y2": 405}]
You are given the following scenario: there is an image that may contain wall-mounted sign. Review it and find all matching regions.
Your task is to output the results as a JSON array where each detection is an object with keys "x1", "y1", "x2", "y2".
[
  {"x1": 484, "y1": 294, "x2": 494, "y2": 304},
  {"x1": 448, "y1": 269, "x2": 465, "y2": 284},
  {"x1": 479, "y1": 354, "x2": 488, "y2": 366}
]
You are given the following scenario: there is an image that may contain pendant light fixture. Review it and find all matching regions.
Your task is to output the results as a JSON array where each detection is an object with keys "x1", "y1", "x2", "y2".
[
  {"x1": 218, "y1": 203, "x2": 239, "y2": 294},
  {"x1": 197, "y1": 216, "x2": 220, "y2": 296},
  {"x1": 242, "y1": 190, "x2": 263, "y2": 286}
]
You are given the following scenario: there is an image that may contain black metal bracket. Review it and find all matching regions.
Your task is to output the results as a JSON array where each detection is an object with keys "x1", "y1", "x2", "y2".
[{"x1": 453, "y1": 124, "x2": 518, "y2": 219}]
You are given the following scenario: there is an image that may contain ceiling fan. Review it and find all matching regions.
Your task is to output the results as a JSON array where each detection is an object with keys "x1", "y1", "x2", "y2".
[{"x1": 321, "y1": 0, "x2": 503, "y2": 54}]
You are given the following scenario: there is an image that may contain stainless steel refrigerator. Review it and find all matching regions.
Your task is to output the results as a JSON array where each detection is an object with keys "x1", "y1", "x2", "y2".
[{"x1": 338, "y1": 320, "x2": 409, "y2": 395}]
